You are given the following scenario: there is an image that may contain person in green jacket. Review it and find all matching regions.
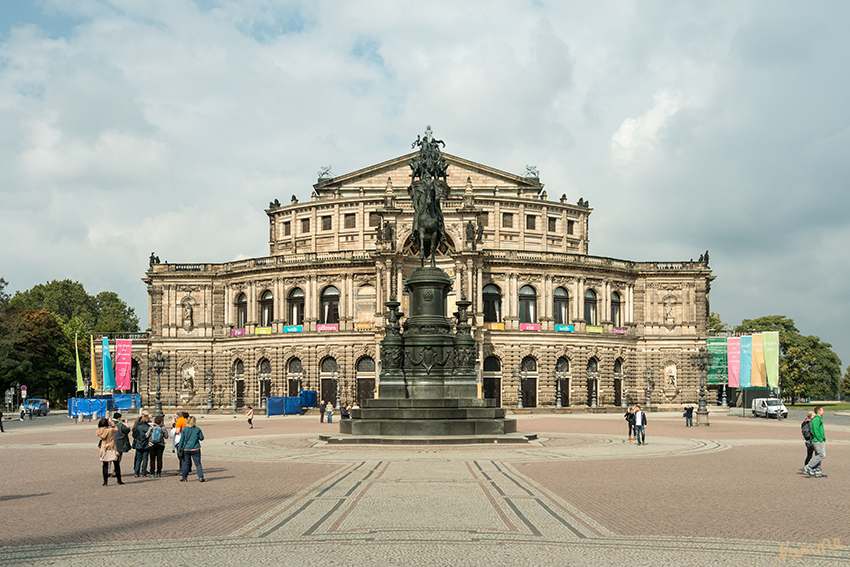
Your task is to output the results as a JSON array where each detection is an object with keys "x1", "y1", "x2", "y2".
[
  {"x1": 177, "y1": 416, "x2": 205, "y2": 482},
  {"x1": 804, "y1": 407, "x2": 826, "y2": 478}
]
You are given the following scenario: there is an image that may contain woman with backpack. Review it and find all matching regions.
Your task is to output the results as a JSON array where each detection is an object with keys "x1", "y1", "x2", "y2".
[
  {"x1": 147, "y1": 414, "x2": 169, "y2": 478},
  {"x1": 177, "y1": 416, "x2": 205, "y2": 482},
  {"x1": 801, "y1": 411, "x2": 815, "y2": 472},
  {"x1": 132, "y1": 414, "x2": 151, "y2": 478}
]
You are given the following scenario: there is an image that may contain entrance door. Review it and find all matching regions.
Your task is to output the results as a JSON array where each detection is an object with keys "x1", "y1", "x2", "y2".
[
  {"x1": 522, "y1": 377, "x2": 537, "y2": 408},
  {"x1": 586, "y1": 378, "x2": 594, "y2": 406},
  {"x1": 259, "y1": 380, "x2": 271, "y2": 404},
  {"x1": 235, "y1": 380, "x2": 245, "y2": 409},
  {"x1": 321, "y1": 378, "x2": 337, "y2": 408},
  {"x1": 614, "y1": 379, "x2": 623, "y2": 407},
  {"x1": 288, "y1": 379, "x2": 300, "y2": 397},
  {"x1": 356, "y1": 378, "x2": 375, "y2": 407},
  {"x1": 557, "y1": 377, "x2": 570, "y2": 407},
  {"x1": 483, "y1": 377, "x2": 501, "y2": 407}
]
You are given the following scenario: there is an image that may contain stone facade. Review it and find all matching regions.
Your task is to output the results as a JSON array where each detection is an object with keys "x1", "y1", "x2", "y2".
[{"x1": 120, "y1": 151, "x2": 715, "y2": 411}]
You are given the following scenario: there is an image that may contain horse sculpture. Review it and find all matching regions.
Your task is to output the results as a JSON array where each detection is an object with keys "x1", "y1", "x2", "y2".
[{"x1": 409, "y1": 127, "x2": 448, "y2": 268}]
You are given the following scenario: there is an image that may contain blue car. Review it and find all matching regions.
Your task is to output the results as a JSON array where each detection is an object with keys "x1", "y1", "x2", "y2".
[{"x1": 23, "y1": 399, "x2": 50, "y2": 416}]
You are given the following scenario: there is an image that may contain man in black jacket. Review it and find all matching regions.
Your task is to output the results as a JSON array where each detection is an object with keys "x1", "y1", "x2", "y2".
[
  {"x1": 633, "y1": 405, "x2": 648, "y2": 445},
  {"x1": 112, "y1": 412, "x2": 132, "y2": 475}
]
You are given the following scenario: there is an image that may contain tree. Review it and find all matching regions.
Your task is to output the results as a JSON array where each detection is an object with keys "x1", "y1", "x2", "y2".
[
  {"x1": 841, "y1": 367, "x2": 850, "y2": 401},
  {"x1": 735, "y1": 315, "x2": 800, "y2": 354},
  {"x1": 709, "y1": 312, "x2": 729, "y2": 332},
  {"x1": 0, "y1": 277, "x2": 9, "y2": 306}
]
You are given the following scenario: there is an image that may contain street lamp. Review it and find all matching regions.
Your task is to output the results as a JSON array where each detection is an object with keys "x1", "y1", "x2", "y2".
[
  {"x1": 555, "y1": 370, "x2": 562, "y2": 409},
  {"x1": 516, "y1": 369, "x2": 524, "y2": 410},
  {"x1": 231, "y1": 369, "x2": 237, "y2": 415},
  {"x1": 205, "y1": 367, "x2": 214, "y2": 411},
  {"x1": 622, "y1": 369, "x2": 630, "y2": 408},
  {"x1": 644, "y1": 366, "x2": 653, "y2": 408},
  {"x1": 590, "y1": 372, "x2": 598, "y2": 408},
  {"x1": 150, "y1": 350, "x2": 168, "y2": 417},
  {"x1": 335, "y1": 371, "x2": 341, "y2": 410},
  {"x1": 690, "y1": 347, "x2": 713, "y2": 426}
]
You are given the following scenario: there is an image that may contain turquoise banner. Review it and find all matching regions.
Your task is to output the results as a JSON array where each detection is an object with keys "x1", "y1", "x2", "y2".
[
  {"x1": 706, "y1": 337, "x2": 728, "y2": 384},
  {"x1": 739, "y1": 335, "x2": 752, "y2": 389}
]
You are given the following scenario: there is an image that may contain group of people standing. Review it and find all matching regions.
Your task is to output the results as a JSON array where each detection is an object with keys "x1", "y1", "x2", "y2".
[
  {"x1": 624, "y1": 405, "x2": 648, "y2": 444},
  {"x1": 319, "y1": 400, "x2": 359, "y2": 423},
  {"x1": 96, "y1": 410, "x2": 205, "y2": 485}
]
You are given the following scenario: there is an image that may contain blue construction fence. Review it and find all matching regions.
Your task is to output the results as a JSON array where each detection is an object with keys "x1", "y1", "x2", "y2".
[
  {"x1": 267, "y1": 390, "x2": 317, "y2": 416},
  {"x1": 67, "y1": 395, "x2": 140, "y2": 417}
]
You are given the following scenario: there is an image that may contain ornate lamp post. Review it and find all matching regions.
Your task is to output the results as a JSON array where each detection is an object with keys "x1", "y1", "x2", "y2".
[
  {"x1": 644, "y1": 366, "x2": 653, "y2": 408},
  {"x1": 555, "y1": 370, "x2": 562, "y2": 409},
  {"x1": 205, "y1": 367, "x2": 214, "y2": 411},
  {"x1": 690, "y1": 347, "x2": 713, "y2": 426},
  {"x1": 150, "y1": 350, "x2": 168, "y2": 417},
  {"x1": 516, "y1": 369, "x2": 524, "y2": 410},
  {"x1": 590, "y1": 372, "x2": 599, "y2": 408},
  {"x1": 231, "y1": 369, "x2": 237, "y2": 415},
  {"x1": 621, "y1": 369, "x2": 630, "y2": 408},
  {"x1": 335, "y1": 371, "x2": 342, "y2": 410}
]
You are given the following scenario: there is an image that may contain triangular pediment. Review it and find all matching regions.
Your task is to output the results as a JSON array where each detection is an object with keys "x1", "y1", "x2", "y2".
[{"x1": 313, "y1": 152, "x2": 542, "y2": 199}]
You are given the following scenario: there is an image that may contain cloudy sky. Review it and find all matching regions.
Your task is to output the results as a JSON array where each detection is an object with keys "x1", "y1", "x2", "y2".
[{"x1": 2, "y1": 1, "x2": 848, "y2": 370}]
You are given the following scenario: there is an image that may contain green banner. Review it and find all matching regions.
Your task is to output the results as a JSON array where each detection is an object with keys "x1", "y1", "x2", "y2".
[
  {"x1": 763, "y1": 331, "x2": 780, "y2": 389},
  {"x1": 706, "y1": 337, "x2": 728, "y2": 384}
]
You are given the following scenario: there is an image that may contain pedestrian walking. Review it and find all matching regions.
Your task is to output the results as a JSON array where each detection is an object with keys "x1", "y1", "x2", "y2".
[
  {"x1": 96, "y1": 417, "x2": 123, "y2": 486},
  {"x1": 177, "y1": 416, "x2": 205, "y2": 482},
  {"x1": 327, "y1": 404, "x2": 333, "y2": 424},
  {"x1": 633, "y1": 405, "x2": 648, "y2": 445},
  {"x1": 804, "y1": 407, "x2": 827, "y2": 478},
  {"x1": 684, "y1": 405, "x2": 694, "y2": 427},
  {"x1": 147, "y1": 414, "x2": 169, "y2": 478},
  {"x1": 0, "y1": 408, "x2": 4, "y2": 433},
  {"x1": 801, "y1": 411, "x2": 815, "y2": 472},
  {"x1": 132, "y1": 414, "x2": 151, "y2": 478},
  {"x1": 320, "y1": 400, "x2": 326, "y2": 423},
  {"x1": 625, "y1": 406, "x2": 635, "y2": 440},
  {"x1": 246, "y1": 406, "x2": 254, "y2": 429}
]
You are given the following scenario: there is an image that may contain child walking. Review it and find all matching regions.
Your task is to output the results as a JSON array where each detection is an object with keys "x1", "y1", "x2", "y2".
[{"x1": 246, "y1": 406, "x2": 254, "y2": 429}]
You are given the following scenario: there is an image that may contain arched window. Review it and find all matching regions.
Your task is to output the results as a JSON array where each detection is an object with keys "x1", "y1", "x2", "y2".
[
  {"x1": 321, "y1": 357, "x2": 338, "y2": 373},
  {"x1": 483, "y1": 356, "x2": 501, "y2": 372},
  {"x1": 554, "y1": 287, "x2": 569, "y2": 325},
  {"x1": 233, "y1": 359, "x2": 244, "y2": 377},
  {"x1": 614, "y1": 359, "x2": 623, "y2": 375},
  {"x1": 320, "y1": 286, "x2": 340, "y2": 324},
  {"x1": 357, "y1": 357, "x2": 375, "y2": 373},
  {"x1": 611, "y1": 291, "x2": 621, "y2": 327},
  {"x1": 584, "y1": 289, "x2": 597, "y2": 325},
  {"x1": 355, "y1": 285, "x2": 375, "y2": 321},
  {"x1": 520, "y1": 356, "x2": 537, "y2": 372},
  {"x1": 483, "y1": 284, "x2": 502, "y2": 323},
  {"x1": 288, "y1": 358, "x2": 302, "y2": 374},
  {"x1": 556, "y1": 357, "x2": 570, "y2": 373},
  {"x1": 288, "y1": 288, "x2": 304, "y2": 326},
  {"x1": 258, "y1": 359, "x2": 271, "y2": 376},
  {"x1": 587, "y1": 358, "x2": 598, "y2": 373},
  {"x1": 519, "y1": 285, "x2": 537, "y2": 324},
  {"x1": 235, "y1": 293, "x2": 247, "y2": 329},
  {"x1": 259, "y1": 290, "x2": 273, "y2": 327}
]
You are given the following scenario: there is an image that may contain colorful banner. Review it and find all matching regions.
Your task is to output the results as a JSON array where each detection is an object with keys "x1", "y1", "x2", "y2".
[
  {"x1": 115, "y1": 339, "x2": 132, "y2": 390},
  {"x1": 231, "y1": 329, "x2": 246, "y2": 336},
  {"x1": 586, "y1": 326, "x2": 603, "y2": 333},
  {"x1": 283, "y1": 325, "x2": 303, "y2": 333},
  {"x1": 613, "y1": 327, "x2": 628, "y2": 335},
  {"x1": 354, "y1": 322, "x2": 375, "y2": 330},
  {"x1": 727, "y1": 337, "x2": 741, "y2": 388},
  {"x1": 706, "y1": 337, "x2": 728, "y2": 384},
  {"x1": 484, "y1": 323, "x2": 504, "y2": 331},
  {"x1": 90, "y1": 335, "x2": 98, "y2": 390},
  {"x1": 763, "y1": 331, "x2": 780, "y2": 389},
  {"x1": 75, "y1": 333, "x2": 84, "y2": 392},
  {"x1": 317, "y1": 324, "x2": 338, "y2": 332},
  {"x1": 254, "y1": 327, "x2": 272, "y2": 335},
  {"x1": 554, "y1": 325, "x2": 575, "y2": 332},
  {"x1": 751, "y1": 333, "x2": 766, "y2": 388},
  {"x1": 520, "y1": 323, "x2": 540, "y2": 331},
  {"x1": 102, "y1": 337, "x2": 117, "y2": 391},
  {"x1": 739, "y1": 336, "x2": 752, "y2": 389}
]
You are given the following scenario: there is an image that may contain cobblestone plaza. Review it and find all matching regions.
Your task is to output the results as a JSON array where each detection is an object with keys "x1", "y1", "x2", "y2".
[{"x1": 1, "y1": 412, "x2": 848, "y2": 566}]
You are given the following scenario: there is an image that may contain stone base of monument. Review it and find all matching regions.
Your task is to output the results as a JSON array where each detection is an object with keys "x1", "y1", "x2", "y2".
[{"x1": 320, "y1": 397, "x2": 533, "y2": 444}]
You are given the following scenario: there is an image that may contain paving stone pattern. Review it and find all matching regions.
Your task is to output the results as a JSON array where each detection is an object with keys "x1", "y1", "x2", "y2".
[{"x1": 1, "y1": 413, "x2": 848, "y2": 566}]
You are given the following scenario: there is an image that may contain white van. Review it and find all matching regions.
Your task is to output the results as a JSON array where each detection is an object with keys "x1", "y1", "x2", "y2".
[{"x1": 751, "y1": 398, "x2": 788, "y2": 419}]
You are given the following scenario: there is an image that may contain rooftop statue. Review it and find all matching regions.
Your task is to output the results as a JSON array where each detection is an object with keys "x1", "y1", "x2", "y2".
[{"x1": 408, "y1": 126, "x2": 448, "y2": 267}]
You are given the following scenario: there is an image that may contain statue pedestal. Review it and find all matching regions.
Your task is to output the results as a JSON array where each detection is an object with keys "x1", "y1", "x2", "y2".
[{"x1": 324, "y1": 266, "x2": 528, "y2": 444}]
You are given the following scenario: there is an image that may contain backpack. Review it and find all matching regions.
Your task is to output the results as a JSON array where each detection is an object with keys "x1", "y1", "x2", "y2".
[
  {"x1": 151, "y1": 425, "x2": 164, "y2": 445},
  {"x1": 801, "y1": 420, "x2": 813, "y2": 442}
]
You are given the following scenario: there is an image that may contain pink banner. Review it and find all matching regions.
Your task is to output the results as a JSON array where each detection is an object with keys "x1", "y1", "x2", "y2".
[
  {"x1": 115, "y1": 339, "x2": 133, "y2": 390},
  {"x1": 727, "y1": 337, "x2": 741, "y2": 388},
  {"x1": 519, "y1": 323, "x2": 540, "y2": 331}
]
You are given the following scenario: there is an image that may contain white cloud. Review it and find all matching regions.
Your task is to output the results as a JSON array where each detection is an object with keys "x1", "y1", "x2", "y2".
[{"x1": 610, "y1": 89, "x2": 683, "y2": 166}]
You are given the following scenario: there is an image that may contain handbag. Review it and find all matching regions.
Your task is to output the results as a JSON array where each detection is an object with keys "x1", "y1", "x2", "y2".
[{"x1": 100, "y1": 449, "x2": 118, "y2": 462}]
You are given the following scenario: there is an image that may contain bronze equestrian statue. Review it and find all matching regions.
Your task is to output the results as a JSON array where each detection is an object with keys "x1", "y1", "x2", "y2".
[{"x1": 408, "y1": 127, "x2": 448, "y2": 268}]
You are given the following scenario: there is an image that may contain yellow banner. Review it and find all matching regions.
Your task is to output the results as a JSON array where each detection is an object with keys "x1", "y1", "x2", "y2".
[
  {"x1": 751, "y1": 333, "x2": 767, "y2": 388},
  {"x1": 254, "y1": 327, "x2": 272, "y2": 335},
  {"x1": 484, "y1": 323, "x2": 504, "y2": 331},
  {"x1": 90, "y1": 335, "x2": 99, "y2": 390}
]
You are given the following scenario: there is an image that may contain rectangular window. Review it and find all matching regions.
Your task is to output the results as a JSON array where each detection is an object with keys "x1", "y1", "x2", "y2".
[
  {"x1": 344, "y1": 213, "x2": 356, "y2": 229},
  {"x1": 479, "y1": 212, "x2": 488, "y2": 227},
  {"x1": 283, "y1": 221, "x2": 291, "y2": 236},
  {"x1": 526, "y1": 215, "x2": 536, "y2": 230},
  {"x1": 548, "y1": 217, "x2": 557, "y2": 232},
  {"x1": 322, "y1": 216, "x2": 332, "y2": 231},
  {"x1": 369, "y1": 213, "x2": 382, "y2": 227},
  {"x1": 502, "y1": 213, "x2": 513, "y2": 228},
  {"x1": 301, "y1": 218, "x2": 310, "y2": 233},
  {"x1": 567, "y1": 220, "x2": 575, "y2": 235}
]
